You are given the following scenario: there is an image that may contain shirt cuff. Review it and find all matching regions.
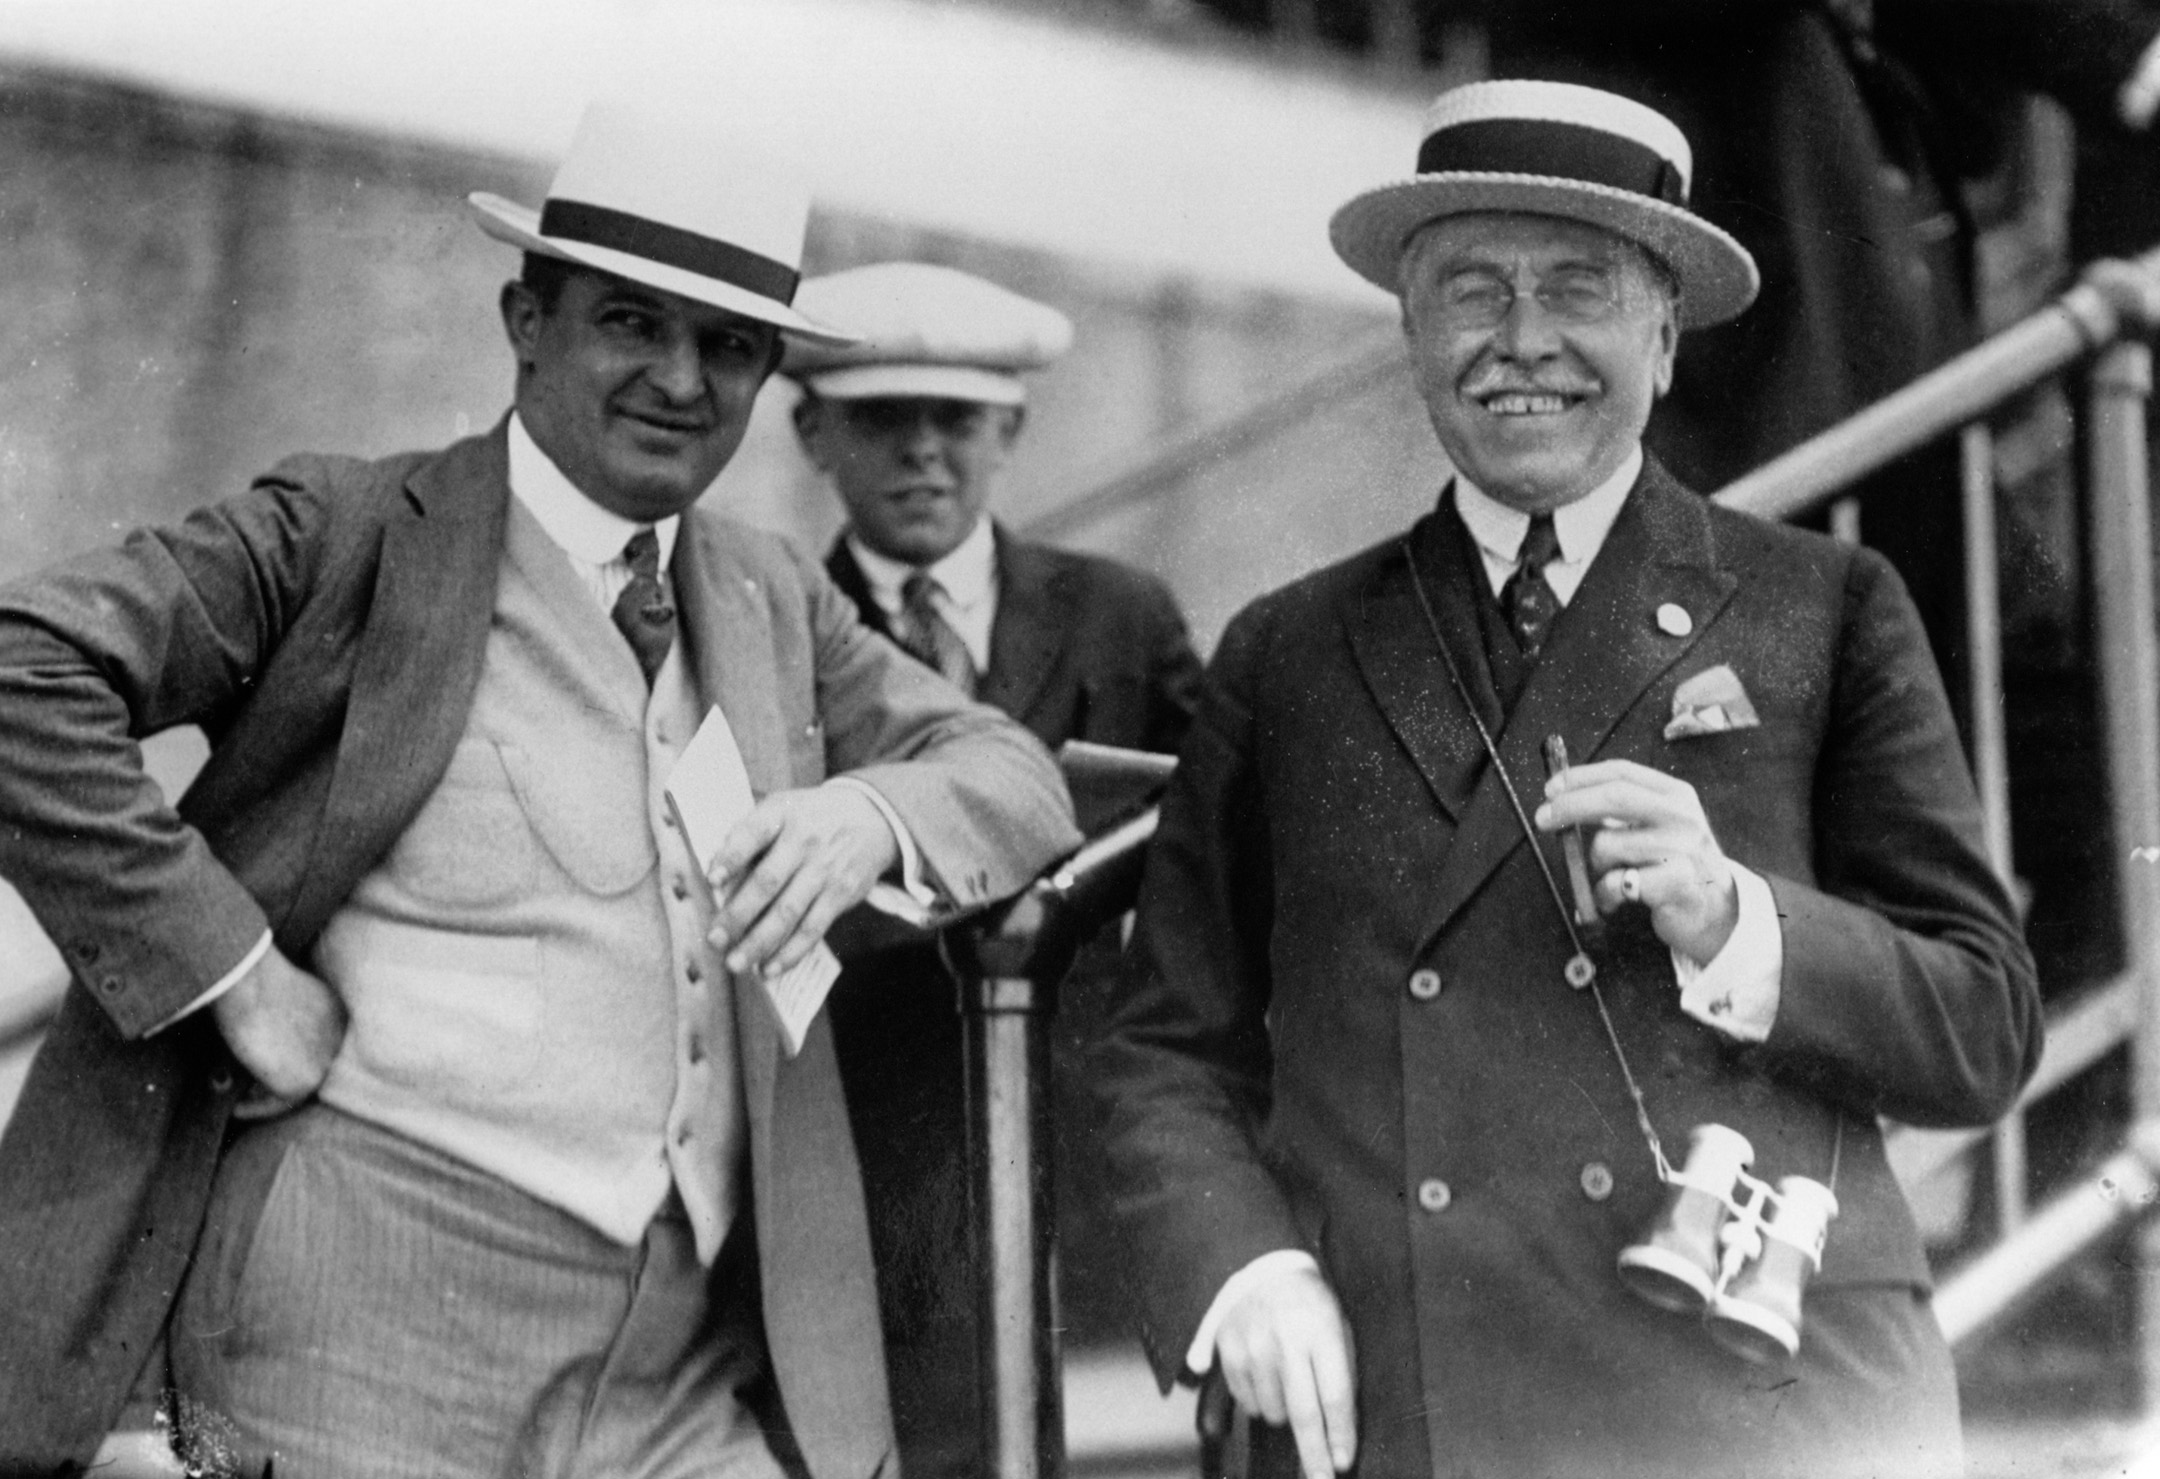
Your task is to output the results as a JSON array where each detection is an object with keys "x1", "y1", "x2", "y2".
[
  {"x1": 148, "y1": 929, "x2": 272, "y2": 1036},
  {"x1": 2121, "y1": 29, "x2": 2160, "y2": 129},
  {"x1": 824, "y1": 775, "x2": 936, "y2": 911},
  {"x1": 1184, "y1": 1249, "x2": 1322, "y2": 1377},
  {"x1": 1673, "y1": 862, "x2": 1781, "y2": 1043}
]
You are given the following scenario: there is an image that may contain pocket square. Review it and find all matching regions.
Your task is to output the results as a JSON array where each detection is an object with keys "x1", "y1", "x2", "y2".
[{"x1": 1664, "y1": 663, "x2": 1760, "y2": 740}]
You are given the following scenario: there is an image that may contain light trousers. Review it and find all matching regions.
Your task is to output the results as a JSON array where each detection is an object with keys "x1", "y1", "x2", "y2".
[{"x1": 169, "y1": 1104, "x2": 789, "y2": 1479}]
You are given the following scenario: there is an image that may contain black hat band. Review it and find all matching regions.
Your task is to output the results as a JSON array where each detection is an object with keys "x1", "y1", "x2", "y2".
[
  {"x1": 540, "y1": 198, "x2": 801, "y2": 305},
  {"x1": 1416, "y1": 119, "x2": 1686, "y2": 207}
]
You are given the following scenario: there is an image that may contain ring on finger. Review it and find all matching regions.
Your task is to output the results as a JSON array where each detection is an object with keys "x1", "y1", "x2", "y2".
[{"x1": 1620, "y1": 867, "x2": 1642, "y2": 904}]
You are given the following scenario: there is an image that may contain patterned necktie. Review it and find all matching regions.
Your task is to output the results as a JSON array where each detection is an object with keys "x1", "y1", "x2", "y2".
[
  {"x1": 610, "y1": 526, "x2": 676, "y2": 686},
  {"x1": 900, "y1": 571, "x2": 977, "y2": 696},
  {"x1": 1502, "y1": 513, "x2": 1563, "y2": 658}
]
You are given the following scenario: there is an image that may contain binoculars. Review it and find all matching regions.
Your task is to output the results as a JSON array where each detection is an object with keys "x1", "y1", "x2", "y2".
[{"x1": 1615, "y1": 1124, "x2": 1838, "y2": 1363}]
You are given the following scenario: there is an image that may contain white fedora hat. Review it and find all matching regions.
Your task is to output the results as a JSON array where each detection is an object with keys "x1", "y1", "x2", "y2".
[
  {"x1": 783, "y1": 263, "x2": 1074, "y2": 406},
  {"x1": 468, "y1": 100, "x2": 858, "y2": 346},
  {"x1": 1330, "y1": 79, "x2": 1759, "y2": 329}
]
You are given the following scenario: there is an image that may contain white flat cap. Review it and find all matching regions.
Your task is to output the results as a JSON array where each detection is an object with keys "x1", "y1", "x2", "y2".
[{"x1": 782, "y1": 262, "x2": 1074, "y2": 406}]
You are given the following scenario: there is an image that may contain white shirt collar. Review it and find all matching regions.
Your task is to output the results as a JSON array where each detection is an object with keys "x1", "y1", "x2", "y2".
[
  {"x1": 1452, "y1": 445, "x2": 1643, "y2": 601},
  {"x1": 507, "y1": 411, "x2": 680, "y2": 571},
  {"x1": 845, "y1": 515, "x2": 998, "y2": 618}
]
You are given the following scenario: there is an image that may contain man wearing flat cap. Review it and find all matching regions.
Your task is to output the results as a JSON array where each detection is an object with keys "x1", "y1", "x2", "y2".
[
  {"x1": 784, "y1": 260, "x2": 1202, "y2": 1477},
  {"x1": 1092, "y1": 80, "x2": 2039, "y2": 1479},
  {"x1": 0, "y1": 101, "x2": 1077, "y2": 1477}
]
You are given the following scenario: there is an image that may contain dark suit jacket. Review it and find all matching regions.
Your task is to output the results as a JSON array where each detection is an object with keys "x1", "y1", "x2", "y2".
[
  {"x1": 825, "y1": 526, "x2": 1202, "y2": 758},
  {"x1": 0, "y1": 425, "x2": 1079, "y2": 1475},
  {"x1": 1093, "y1": 459, "x2": 2040, "y2": 1478}
]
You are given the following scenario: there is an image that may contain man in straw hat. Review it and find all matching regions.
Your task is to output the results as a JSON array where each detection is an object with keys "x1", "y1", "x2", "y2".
[
  {"x1": 0, "y1": 100, "x2": 1076, "y2": 1476},
  {"x1": 1092, "y1": 79, "x2": 2038, "y2": 1479},
  {"x1": 782, "y1": 260, "x2": 1202, "y2": 1477}
]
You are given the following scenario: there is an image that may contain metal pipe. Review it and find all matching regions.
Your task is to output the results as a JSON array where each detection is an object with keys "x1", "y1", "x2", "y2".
[
  {"x1": 964, "y1": 973, "x2": 1060, "y2": 1479},
  {"x1": 2090, "y1": 338, "x2": 2160, "y2": 1411},
  {"x1": 1935, "y1": 1137, "x2": 2160, "y2": 1348},
  {"x1": 1717, "y1": 250, "x2": 2160, "y2": 524},
  {"x1": 1958, "y1": 421, "x2": 2027, "y2": 1233},
  {"x1": 946, "y1": 802, "x2": 1167, "y2": 1479}
]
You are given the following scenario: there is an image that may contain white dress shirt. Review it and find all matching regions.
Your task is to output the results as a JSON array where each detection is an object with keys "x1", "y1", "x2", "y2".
[{"x1": 844, "y1": 516, "x2": 1000, "y2": 675}]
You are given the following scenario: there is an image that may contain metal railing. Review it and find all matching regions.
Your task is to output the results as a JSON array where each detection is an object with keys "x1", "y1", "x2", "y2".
[{"x1": 1714, "y1": 247, "x2": 2160, "y2": 1371}]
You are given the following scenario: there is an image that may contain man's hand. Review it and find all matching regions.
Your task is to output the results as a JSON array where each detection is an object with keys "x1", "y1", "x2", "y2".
[
  {"x1": 1536, "y1": 757, "x2": 1738, "y2": 964},
  {"x1": 707, "y1": 783, "x2": 900, "y2": 977},
  {"x1": 1215, "y1": 1265, "x2": 1358, "y2": 1479},
  {"x1": 211, "y1": 947, "x2": 346, "y2": 1120}
]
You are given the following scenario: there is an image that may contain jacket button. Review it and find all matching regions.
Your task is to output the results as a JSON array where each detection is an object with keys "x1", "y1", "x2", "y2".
[
  {"x1": 209, "y1": 1067, "x2": 235, "y2": 1094},
  {"x1": 1407, "y1": 968, "x2": 1442, "y2": 1001},
  {"x1": 1417, "y1": 1178, "x2": 1453, "y2": 1213},
  {"x1": 1581, "y1": 1162, "x2": 1615, "y2": 1202}
]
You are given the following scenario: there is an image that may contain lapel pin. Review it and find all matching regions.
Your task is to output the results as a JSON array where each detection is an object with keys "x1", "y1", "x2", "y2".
[{"x1": 1656, "y1": 603, "x2": 1693, "y2": 637}]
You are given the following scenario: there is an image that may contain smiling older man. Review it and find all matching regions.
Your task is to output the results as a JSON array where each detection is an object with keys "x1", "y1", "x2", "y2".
[{"x1": 1092, "y1": 80, "x2": 2039, "y2": 1479}]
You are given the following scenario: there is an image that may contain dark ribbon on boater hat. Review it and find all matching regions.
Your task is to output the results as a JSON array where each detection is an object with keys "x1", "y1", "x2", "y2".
[
  {"x1": 540, "y1": 198, "x2": 801, "y2": 304},
  {"x1": 1416, "y1": 118, "x2": 1687, "y2": 206}
]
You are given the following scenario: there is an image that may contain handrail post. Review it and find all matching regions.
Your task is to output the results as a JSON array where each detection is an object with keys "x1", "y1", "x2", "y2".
[
  {"x1": 1960, "y1": 421, "x2": 2028, "y2": 1234},
  {"x1": 960, "y1": 966, "x2": 1062, "y2": 1479},
  {"x1": 2088, "y1": 338, "x2": 2160, "y2": 1411},
  {"x1": 944, "y1": 802, "x2": 1166, "y2": 1479}
]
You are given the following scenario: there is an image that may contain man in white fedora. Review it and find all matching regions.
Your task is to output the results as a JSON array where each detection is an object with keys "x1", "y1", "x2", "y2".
[
  {"x1": 0, "y1": 100, "x2": 1077, "y2": 1476},
  {"x1": 782, "y1": 261, "x2": 1202, "y2": 1477},
  {"x1": 1092, "y1": 79, "x2": 2039, "y2": 1479}
]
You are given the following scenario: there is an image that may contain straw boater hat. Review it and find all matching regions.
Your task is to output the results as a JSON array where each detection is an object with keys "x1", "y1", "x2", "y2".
[
  {"x1": 1329, "y1": 79, "x2": 1760, "y2": 330},
  {"x1": 782, "y1": 263, "x2": 1074, "y2": 407},
  {"x1": 468, "y1": 100, "x2": 858, "y2": 346}
]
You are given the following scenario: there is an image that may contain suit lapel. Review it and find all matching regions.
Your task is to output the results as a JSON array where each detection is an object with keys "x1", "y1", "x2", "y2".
[
  {"x1": 824, "y1": 539, "x2": 891, "y2": 640},
  {"x1": 1420, "y1": 460, "x2": 1739, "y2": 946},
  {"x1": 674, "y1": 514, "x2": 795, "y2": 1141},
  {"x1": 286, "y1": 429, "x2": 508, "y2": 936},
  {"x1": 674, "y1": 514, "x2": 793, "y2": 796},
  {"x1": 1346, "y1": 497, "x2": 1496, "y2": 825},
  {"x1": 979, "y1": 528, "x2": 1062, "y2": 721}
]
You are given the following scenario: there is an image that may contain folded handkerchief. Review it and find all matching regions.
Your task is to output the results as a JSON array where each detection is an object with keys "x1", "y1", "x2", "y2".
[{"x1": 1664, "y1": 663, "x2": 1761, "y2": 740}]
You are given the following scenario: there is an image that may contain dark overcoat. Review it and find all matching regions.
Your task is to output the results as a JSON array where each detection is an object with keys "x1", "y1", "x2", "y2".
[
  {"x1": 0, "y1": 424, "x2": 1078, "y2": 1475},
  {"x1": 1093, "y1": 461, "x2": 2041, "y2": 1479}
]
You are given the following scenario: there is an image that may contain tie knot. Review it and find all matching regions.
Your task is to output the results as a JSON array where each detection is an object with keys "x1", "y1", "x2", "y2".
[
  {"x1": 622, "y1": 527, "x2": 661, "y2": 579},
  {"x1": 1518, "y1": 513, "x2": 1561, "y2": 574},
  {"x1": 903, "y1": 571, "x2": 942, "y2": 611}
]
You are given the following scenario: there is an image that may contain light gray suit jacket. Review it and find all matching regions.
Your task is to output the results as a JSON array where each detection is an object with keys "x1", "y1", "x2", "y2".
[{"x1": 0, "y1": 421, "x2": 1079, "y2": 1474}]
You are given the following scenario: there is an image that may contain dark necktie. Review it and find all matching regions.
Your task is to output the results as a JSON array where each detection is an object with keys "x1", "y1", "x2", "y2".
[
  {"x1": 610, "y1": 526, "x2": 676, "y2": 686},
  {"x1": 1502, "y1": 513, "x2": 1563, "y2": 658},
  {"x1": 900, "y1": 571, "x2": 977, "y2": 696}
]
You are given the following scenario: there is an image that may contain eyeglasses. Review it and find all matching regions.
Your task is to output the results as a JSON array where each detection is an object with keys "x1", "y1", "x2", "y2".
[{"x1": 1428, "y1": 266, "x2": 1635, "y2": 330}]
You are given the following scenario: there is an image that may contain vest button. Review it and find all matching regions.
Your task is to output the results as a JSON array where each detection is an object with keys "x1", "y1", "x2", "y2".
[
  {"x1": 73, "y1": 940, "x2": 100, "y2": 962},
  {"x1": 98, "y1": 977, "x2": 123, "y2": 996},
  {"x1": 688, "y1": 1035, "x2": 706, "y2": 1065},
  {"x1": 1407, "y1": 968, "x2": 1442, "y2": 1001},
  {"x1": 1417, "y1": 1178, "x2": 1453, "y2": 1213},
  {"x1": 685, "y1": 962, "x2": 703, "y2": 985},
  {"x1": 1580, "y1": 1162, "x2": 1615, "y2": 1202},
  {"x1": 672, "y1": 877, "x2": 691, "y2": 902}
]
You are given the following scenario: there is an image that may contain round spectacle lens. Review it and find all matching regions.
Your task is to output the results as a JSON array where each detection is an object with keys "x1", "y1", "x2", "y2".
[{"x1": 1435, "y1": 270, "x2": 1627, "y2": 329}]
